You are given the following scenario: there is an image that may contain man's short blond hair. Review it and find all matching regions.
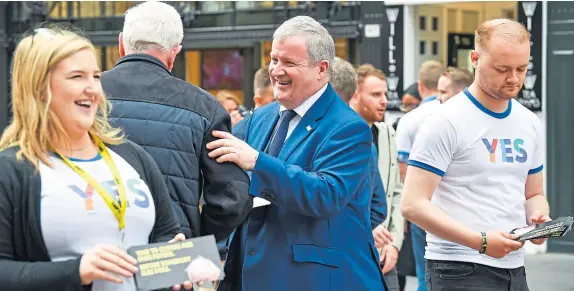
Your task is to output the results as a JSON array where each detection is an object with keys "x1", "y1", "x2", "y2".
[
  {"x1": 419, "y1": 60, "x2": 445, "y2": 91},
  {"x1": 475, "y1": 18, "x2": 530, "y2": 51},
  {"x1": 443, "y1": 67, "x2": 474, "y2": 90},
  {"x1": 253, "y1": 66, "x2": 271, "y2": 95},
  {"x1": 356, "y1": 64, "x2": 386, "y2": 90}
]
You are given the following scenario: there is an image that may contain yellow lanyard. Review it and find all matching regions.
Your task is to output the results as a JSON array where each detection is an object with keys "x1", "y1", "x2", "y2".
[{"x1": 57, "y1": 136, "x2": 127, "y2": 230}]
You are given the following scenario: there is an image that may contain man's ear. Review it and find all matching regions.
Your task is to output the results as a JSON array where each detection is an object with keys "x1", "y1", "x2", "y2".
[
  {"x1": 349, "y1": 89, "x2": 360, "y2": 104},
  {"x1": 254, "y1": 95, "x2": 262, "y2": 108},
  {"x1": 118, "y1": 33, "x2": 126, "y2": 57},
  {"x1": 166, "y1": 45, "x2": 183, "y2": 71},
  {"x1": 417, "y1": 80, "x2": 424, "y2": 97},
  {"x1": 470, "y1": 50, "x2": 480, "y2": 70},
  {"x1": 317, "y1": 60, "x2": 329, "y2": 80}
]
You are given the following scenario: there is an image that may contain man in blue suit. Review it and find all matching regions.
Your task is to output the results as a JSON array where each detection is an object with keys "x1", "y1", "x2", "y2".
[{"x1": 207, "y1": 16, "x2": 386, "y2": 291}]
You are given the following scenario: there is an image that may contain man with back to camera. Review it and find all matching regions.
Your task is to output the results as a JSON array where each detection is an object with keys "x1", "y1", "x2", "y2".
[
  {"x1": 347, "y1": 63, "x2": 406, "y2": 291},
  {"x1": 330, "y1": 57, "x2": 391, "y2": 248},
  {"x1": 395, "y1": 59, "x2": 445, "y2": 291},
  {"x1": 396, "y1": 60, "x2": 446, "y2": 181},
  {"x1": 206, "y1": 16, "x2": 387, "y2": 291},
  {"x1": 396, "y1": 66, "x2": 474, "y2": 174},
  {"x1": 392, "y1": 68, "x2": 473, "y2": 288},
  {"x1": 401, "y1": 19, "x2": 550, "y2": 290},
  {"x1": 100, "y1": 1, "x2": 253, "y2": 258},
  {"x1": 232, "y1": 66, "x2": 276, "y2": 140}
]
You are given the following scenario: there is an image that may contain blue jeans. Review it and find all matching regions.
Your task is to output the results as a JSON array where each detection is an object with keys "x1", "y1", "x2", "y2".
[{"x1": 410, "y1": 223, "x2": 427, "y2": 291}]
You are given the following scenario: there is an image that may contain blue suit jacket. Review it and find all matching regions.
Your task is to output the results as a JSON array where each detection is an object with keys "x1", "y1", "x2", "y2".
[
  {"x1": 219, "y1": 84, "x2": 386, "y2": 291},
  {"x1": 231, "y1": 112, "x2": 251, "y2": 141}
]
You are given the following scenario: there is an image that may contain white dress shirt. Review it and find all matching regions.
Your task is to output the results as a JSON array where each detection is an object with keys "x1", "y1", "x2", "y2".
[
  {"x1": 253, "y1": 83, "x2": 328, "y2": 208},
  {"x1": 279, "y1": 83, "x2": 328, "y2": 140}
]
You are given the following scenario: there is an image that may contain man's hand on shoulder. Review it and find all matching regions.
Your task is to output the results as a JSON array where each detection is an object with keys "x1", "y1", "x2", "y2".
[{"x1": 206, "y1": 130, "x2": 259, "y2": 170}]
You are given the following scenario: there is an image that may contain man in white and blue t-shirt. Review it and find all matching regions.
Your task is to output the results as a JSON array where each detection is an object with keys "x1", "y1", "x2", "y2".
[{"x1": 401, "y1": 18, "x2": 551, "y2": 291}]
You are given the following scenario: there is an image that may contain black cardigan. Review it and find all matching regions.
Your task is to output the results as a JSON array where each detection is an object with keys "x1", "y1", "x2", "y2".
[{"x1": 0, "y1": 140, "x2": 181, "y2": 291}]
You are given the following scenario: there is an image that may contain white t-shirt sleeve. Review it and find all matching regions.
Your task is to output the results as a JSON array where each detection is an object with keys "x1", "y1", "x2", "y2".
[
  {"x1": 395, "y1": 115, "x2": 413, "y2": 163},
  {"x1": 408, "y1": 114, "x2": 456, "y2": 177},
  {"x1": 528, "y1": 119, "x2": 544, "y2": 175}
]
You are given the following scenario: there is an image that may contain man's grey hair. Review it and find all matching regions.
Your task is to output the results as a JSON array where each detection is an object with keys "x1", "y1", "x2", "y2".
[
  {"x1": 330, "y1": 57, "x2": 357, "y2": 103},
  {"x1": 122, "y1": 1, "x2": 184, "y2": 52},
  {"x1": 273, "y1": 16, "x2": 335, "y2": 68}
]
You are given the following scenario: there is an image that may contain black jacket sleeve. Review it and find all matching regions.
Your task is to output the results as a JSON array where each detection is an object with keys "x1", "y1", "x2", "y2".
[
  {"x1": 129, "y1": 142, "x2": 181, "y2": 243},
  {"x1": 200, "y1": 104, "x2": 253, "y2": 241},
  {"x1": 0, "y1": 162, "x2": 84, "y2": 291}
]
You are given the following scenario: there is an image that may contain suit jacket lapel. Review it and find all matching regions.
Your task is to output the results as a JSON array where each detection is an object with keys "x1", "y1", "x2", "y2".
[
  {"x1": 251, "y1": 103, "x2": 280, "y2": 151},
  {"x1": 277, "y1": 84, "x2": 336, "y2": 161}
]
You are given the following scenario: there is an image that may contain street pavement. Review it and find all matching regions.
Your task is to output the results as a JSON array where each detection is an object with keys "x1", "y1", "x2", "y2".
[{"x1": 404, "y1": 253, "x2": 574, "y2": 291}]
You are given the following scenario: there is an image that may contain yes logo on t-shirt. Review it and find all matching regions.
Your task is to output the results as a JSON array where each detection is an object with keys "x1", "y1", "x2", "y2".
[
  {"x1": 68, "y1": 178, "x2": 151, "y2": 211},
  {"x1": 482, "y1": 138, "x2": 527, "y2": 163}
]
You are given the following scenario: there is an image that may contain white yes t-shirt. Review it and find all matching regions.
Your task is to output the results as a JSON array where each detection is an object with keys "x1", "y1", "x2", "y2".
[
  {"x1": 408, "y1": 89, "x2": 544, "y2": 269},
  {"x1": 395, "y1": 99, "x2": 442, "y2": 163},
  {"x1": 40, "y1": 148, "x2": 156, "y2": 291}
]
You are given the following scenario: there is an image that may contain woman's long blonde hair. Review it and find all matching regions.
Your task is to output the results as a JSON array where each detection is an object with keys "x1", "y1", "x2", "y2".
[{"x1": 0, "y1": 26, "x2": 123, "y2": 169}]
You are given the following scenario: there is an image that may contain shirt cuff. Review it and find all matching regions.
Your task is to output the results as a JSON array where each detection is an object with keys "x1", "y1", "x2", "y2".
[
  {"x1": 528, "y1": 164, "x2": 544, "y2": 175},
  {"x1": 397, "y1": 151, "x2": 410, "y2": 163},
  {"x1": 407, "y1": 160, "x2": 445, "y2": 177}
]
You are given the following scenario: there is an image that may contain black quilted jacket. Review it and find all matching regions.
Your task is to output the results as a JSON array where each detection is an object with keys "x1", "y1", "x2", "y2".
[{"x1": 102, "y1": 54, "x2": 252, "y2": 252}]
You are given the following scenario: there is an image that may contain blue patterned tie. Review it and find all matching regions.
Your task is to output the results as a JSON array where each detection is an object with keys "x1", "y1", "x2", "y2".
[{"x1": 267, "y1": 110, "x2": 297, "y2": 157}]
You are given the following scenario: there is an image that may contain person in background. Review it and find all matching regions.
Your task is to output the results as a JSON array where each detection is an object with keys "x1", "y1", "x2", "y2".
[
  {"x1": 232, "y1": 66, "x2": 276, "y2": 140},
  {"x1": 395, "y1": 59, "x2": 445, "y2": 291},
  {"x1": 393, "y1": 67, "x2": 473, "y2": 290},
  {"x1": 217, "y1": 90, "x2": 241, "y2": 113},
  {"x1": 402, "y1": 18, "x2": 549, "y2": 291},
  {"x1": 437, "y1": 67, "x2": 474, "y2": 102},
  {"x1": 330, "y1": 57, "x2": 358, "y2": 104},
  {"x1": 0, "y1": 25, "x2": 194, "y2": 291},
  {"x1": 349, "y1": 64, "x2": 405, "y2": 291},
  {"x1": 330, "y1": 57, "x2": 391, "y2": 247},
  {"x1": 101, "y1": 1, "x2": 252, "y2": 263},
  {"x1": 217, "y1": 90, "x2": 243, "y2": 126},
  {"x1": 416, "y1": 60, "x2": 446, "y2": 105},
  {"x1": 393, "y1": 82, "x2": 421, "y2": 131},
  {"x1": 399, "y1": 82, "x2": 422, "y2": 114}
]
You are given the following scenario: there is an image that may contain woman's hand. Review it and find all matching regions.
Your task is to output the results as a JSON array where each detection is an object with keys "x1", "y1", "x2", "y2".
[
  {"x1": 169, "y1": 233, "x2": 205, "y2": 290},
  {"x1": 79, "y1": 244, "x2": 138, "y2": 285}
]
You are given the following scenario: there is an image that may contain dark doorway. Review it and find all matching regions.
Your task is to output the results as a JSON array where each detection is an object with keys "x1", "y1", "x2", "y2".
[{"x1": 447, "y1": 33, "x2": 474, "y2": 73}]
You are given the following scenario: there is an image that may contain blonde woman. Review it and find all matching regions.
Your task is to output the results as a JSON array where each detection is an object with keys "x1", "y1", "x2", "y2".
[
  {"x1": 216, "y1": 90, "x2": 243, "y2": 126},
  {"x1": 0, "y1": 27, "x2": 195, "y2": 291}
]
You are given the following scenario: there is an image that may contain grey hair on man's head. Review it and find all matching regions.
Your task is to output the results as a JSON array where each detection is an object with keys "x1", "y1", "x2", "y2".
[
  {"x1": 273, "y1": 16, "x2": 335, "y2": 67},
  {"x1": 122, "y1": 1, "x2": 183, "y2": 53},
  {"x1": 330, "y1": 57, "x2": 357, "y2": 103}
]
